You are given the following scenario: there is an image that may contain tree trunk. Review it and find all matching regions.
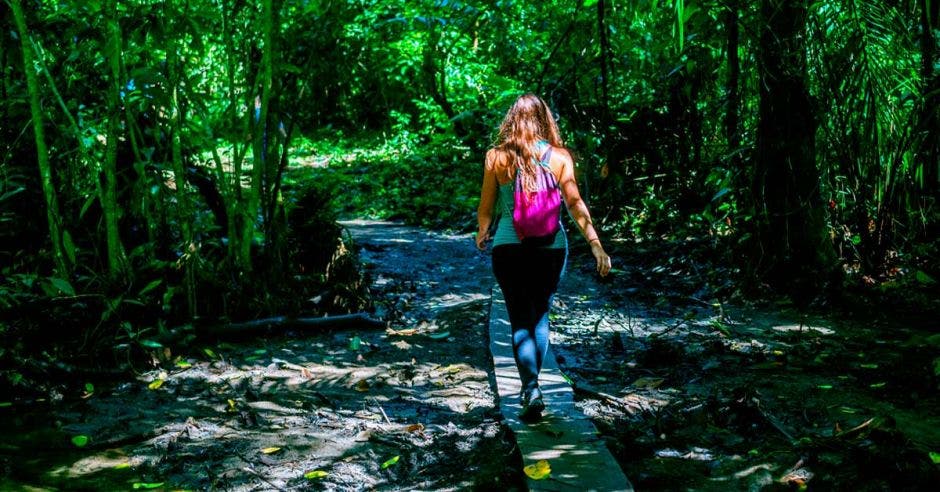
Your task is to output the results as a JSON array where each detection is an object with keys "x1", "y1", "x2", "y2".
[
  {"x1": 919, "y1": 0, "x2": 939, "y2": 193},
  {"x1": 10, "y1": 0, "x2": 70, "y2": 276},
  {"x1": 240, "y1": 0, "x2": 274, "y2": 269},
  {"x1": 725, "y1": 0, "x2": 741, "y2": 167},
  {"x1": 598, "y1": 0, "x2": 610, "y2": 129},
  {"x1": 103, "y1": 0, "x2": 128, "y2": 278},
  {"x1": 752, "y1": 0, "x2": 837, "y2": 293},
  {"x1": 166, "y1": 8, "x2": 196, "y2": 316}
]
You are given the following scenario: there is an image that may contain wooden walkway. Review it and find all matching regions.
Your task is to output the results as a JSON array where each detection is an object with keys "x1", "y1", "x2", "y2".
[{"x1": 488, "y1": 286, "x2": 633, "y2": 491}]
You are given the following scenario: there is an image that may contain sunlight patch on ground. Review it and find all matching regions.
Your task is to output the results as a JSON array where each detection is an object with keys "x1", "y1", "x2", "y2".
[
  {"x1": 46, "y1": 449, "x2": 136, "y2": 478},
  {"x1": 772, "y1": 324, "x2": 835, "y2": 335}
]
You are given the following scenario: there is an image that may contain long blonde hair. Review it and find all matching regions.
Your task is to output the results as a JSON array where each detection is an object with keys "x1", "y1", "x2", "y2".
[{"x1": 495, "y1": 94, "x2": 566, "y2": 192}]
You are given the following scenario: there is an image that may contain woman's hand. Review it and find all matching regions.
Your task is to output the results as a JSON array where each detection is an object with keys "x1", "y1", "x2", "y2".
[
  {"x1": 475, "y1": 229, "x2": 490, "y2": 251},
  {"x1": 591, "y1": 241, "x2": 612, "y2": 277}
]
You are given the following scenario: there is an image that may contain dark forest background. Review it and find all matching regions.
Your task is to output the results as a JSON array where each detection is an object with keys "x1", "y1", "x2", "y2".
[{"x1": 1, "y1": 0, "x2": 937, "y2": 385}]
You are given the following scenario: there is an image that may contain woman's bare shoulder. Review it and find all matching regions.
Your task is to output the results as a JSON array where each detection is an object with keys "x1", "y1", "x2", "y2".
[
  {"x1": 548, "y1": 146, "x2": 574, "y2": 176},
  {"x1": 485, "y1": 147, "x2": 510, "y2": 170}
]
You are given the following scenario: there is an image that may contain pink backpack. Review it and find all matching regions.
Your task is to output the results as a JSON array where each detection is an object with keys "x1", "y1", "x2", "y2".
[{"x1": 512, "y1": 147, "x2": 561, "y2": 246}]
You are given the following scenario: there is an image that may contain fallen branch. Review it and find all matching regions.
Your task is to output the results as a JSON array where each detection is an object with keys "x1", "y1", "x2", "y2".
[
  {"x1": 572, "y1": 382, "x2": 646, "y2": 414},
  {"x1": 199, "y1": 313, "x2": 386, "y2": 337}
]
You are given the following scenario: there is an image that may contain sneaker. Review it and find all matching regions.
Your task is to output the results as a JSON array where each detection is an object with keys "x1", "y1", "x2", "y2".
[{"x1": 519, "y1": 386, "x2": 545, "y2": 421}]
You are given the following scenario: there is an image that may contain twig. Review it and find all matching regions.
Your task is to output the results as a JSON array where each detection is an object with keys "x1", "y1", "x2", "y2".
[
  {"x1": 756, "y1": 406, "x2": 796, "y2": 442},
  {"x1": 241, "y1": 466, "x2": 288, "y2": 492},
  {"x1": 372, "y1": 397, "x2": 392, "y2": 424}
]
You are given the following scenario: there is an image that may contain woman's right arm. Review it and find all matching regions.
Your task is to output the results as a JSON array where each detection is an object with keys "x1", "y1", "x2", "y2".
[{"x1": 476, "y1": 149, "x2": 499, "y2": 251}]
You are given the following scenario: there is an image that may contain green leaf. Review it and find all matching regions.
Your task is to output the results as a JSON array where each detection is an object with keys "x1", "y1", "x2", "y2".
[
  {"x1": 304, "y1": 470, "x2": 329, "y2": 479},
  {"x1": 427, "y1": 331, "x2": 450, "y2": 340},
  {"x1": 49, "y1": 277, "x2": 75, "y2": 296},
  {"x1": 817, "y1": 384, "x2": 833, "y2": 390},
  {"x1": 139, "y1": 339, "x2": 163, "y2": 349},
  {"x1": 71, "y1": 435, "x2": 89, "y2": 447},
  {"x1": 85, "y1": 383, "x2": 95, "y2": 393},
  {"x1": 0, "y1": 402, "x2": 12, "y2": 408},
  {"x1": 349, "y1": 336, "x2": 361, "y2": 351},
  {"x1": 583, "y1": 0, "x2": 599, "y2": 8},
  {"x1": 915, "y1": 270, "x2": 936, "y2": 285},
  {"x1": 138, "y1": 279, "x2": 163, "y2": 296},
  {"x1": 132, "y1": 483, "x2": 165, "y2": 489},
  {"x1": 381, "y1": 455, "x2": 400, "y2": 469},
  {"x1": 929, "y1": 451, "x2": 940, "y2": 464},
  {"x1": 175, "y1": 360, "x2": 193, "y2": 369}
]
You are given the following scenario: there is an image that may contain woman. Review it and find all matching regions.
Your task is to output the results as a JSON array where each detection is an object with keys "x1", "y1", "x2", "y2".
[{"x1": 476, "y1": 94, "x2": 611, "y2": 420}]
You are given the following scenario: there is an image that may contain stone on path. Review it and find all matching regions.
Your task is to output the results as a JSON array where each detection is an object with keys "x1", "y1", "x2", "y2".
[{"x1": 488, "y1": 286, "x2": 634, "y2": 491}]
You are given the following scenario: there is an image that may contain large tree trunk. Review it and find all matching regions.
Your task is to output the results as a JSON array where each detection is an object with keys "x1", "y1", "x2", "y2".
[
  {"x1": 752, "y1": 0, "x2": 837, "y2": 293},
  {"x1": 10, "y1": 0, "x2": 71, "y2": 276}
]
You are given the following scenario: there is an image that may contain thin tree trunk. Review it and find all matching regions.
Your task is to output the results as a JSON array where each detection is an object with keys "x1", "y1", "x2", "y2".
[
  {"x1": 753, "y1": 0, "x2": 837, "y2": 291},
  {"x1": 725, "y1": 0, "x2": 741, "y2": 167},
  {"x1": 166, "y1": 7, "x2": 196, "y2": 316},
  {"x1": 240, "y1": 0, "x2": 274, "y2": 268},
  {"x1": 598, "y1": 0, "x2": 610, "y2": 129},
  {"x1": 103, "y1": 0, "x2": 127, "y2": 277},
  {"x1": 919, "y1": 0, "x2": 939, "y2": 192},
  {"x1": 10, "y1": 0, "x2": 70, "y2": 276}
]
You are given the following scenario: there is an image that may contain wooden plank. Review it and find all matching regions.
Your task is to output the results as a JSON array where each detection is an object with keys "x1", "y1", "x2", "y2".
[{"x1": 489, "y1": 286, "x2": 634, "y2": 491}]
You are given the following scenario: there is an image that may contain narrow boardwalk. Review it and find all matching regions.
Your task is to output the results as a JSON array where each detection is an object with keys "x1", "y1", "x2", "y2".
[{"x1": 489, "y1": 287, "x2": 634, "y2": 491}]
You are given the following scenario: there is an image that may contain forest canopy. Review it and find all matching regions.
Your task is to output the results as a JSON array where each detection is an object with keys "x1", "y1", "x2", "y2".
[{"x1": 1, "y1": 0, "x2": 937, "y2": 368}]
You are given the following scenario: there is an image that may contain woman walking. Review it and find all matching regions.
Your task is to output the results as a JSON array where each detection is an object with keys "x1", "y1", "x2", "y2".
[{"x1": 476, "y1": 94, "x2": 611, "y2": 420}]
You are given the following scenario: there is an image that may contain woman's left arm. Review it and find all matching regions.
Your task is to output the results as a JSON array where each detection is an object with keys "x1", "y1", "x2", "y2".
[
  {"x1": 476, "y1": 150, "x2": 499, "y2": 251},
  {"x1": 555, "y1": 149, "x2": 612, "y2": 276}
]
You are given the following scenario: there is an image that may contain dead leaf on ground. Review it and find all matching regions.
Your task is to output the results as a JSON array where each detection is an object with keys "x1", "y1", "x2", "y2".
[{"x1": 631, "y1": 377, "x2": 664, "y2": 389}]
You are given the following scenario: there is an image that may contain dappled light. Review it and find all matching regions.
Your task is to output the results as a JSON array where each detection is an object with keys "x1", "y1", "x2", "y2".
[{"x1": 2, "y1": 0, "x2": 938, "y2": 489}]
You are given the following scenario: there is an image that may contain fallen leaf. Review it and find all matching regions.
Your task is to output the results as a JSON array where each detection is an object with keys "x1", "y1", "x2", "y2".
[
  {"x1": 203, "y1": 348, "x2": 217, "y2": 359},
  {"x1": 381, "y1": 455, "x2": 400, "y2": 469},
  {"x1": 132, "y1": 483, "x2": 164, "y2": 490},
  {"x1": 523, "y1": 460, "x2": 551, "y2": 480},
  {"x1": 148, "y1": 379, "x2": 164, "y2": 390},
  {"x1": 305, "y1": 470, "x2": 329, "y2": 479},
  {"x1": 631, "y1": 377, "x2": 665, "y2": 389},
  {"x1": 387, "y1": 328, "x2": 417, "y2": 336},
  {"x1": 405, "y1": 423, "x2": 424, "y2": 433},
  {"x1": 114, "y1": 462, "x2": 131, "y2": 470},
  {"x1": 392, "y1": 340, "x2": 412, "y2": 350},
  {"x1": 355, "y1": 380, "x2": 370, "y2": 392},
  {"x1": 261, "y1": 447, "x2": 281, "y2": 454},
  {"x1": 175, "y1": 360, "x2": 192, "y2": 369},
  {"x1": 71, "y1": 435, "x2": 89, "y2": 448}
]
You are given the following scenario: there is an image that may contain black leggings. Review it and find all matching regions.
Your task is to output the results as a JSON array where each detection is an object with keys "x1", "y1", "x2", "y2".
[{"x1": 492, "y1": 245, "x2": 566, "y2": 392}]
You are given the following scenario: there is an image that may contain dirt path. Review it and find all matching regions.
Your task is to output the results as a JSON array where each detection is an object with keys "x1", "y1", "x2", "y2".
[
  {"x1": 2, "y1": 220, "x2": 516, "y2": 491},
  {"x1": 3, "y1": 220, "x2": 937, "y2": 490}
]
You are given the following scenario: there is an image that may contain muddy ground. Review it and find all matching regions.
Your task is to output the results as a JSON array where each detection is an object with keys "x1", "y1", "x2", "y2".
[{"x1": 2, "y1": 220, "x2": 939, "y2": 490}]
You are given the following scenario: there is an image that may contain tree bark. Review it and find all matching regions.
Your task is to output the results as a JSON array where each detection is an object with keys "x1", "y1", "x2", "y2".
[
  {"x1": 10, "y1": 0, "x2": 70, "y2": 276},
  {"x1": 753, "y1": 0, "x2": 837, "y2": 293},
  {"x1": 163, "y1": 3, "x2": 197, "y2": 315},
  {"x1": 919, "y1": 0, "x2": 939, "y2": 193},
  {"x1": 103, "y1": 0, "x2": 128, "y2": 277},
  {"x1": 240, "y1": 0, "x2": 275, "y2": 269},
  {"x1": 725, "y1": 0, "x2": 741, "y2": 167}
]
